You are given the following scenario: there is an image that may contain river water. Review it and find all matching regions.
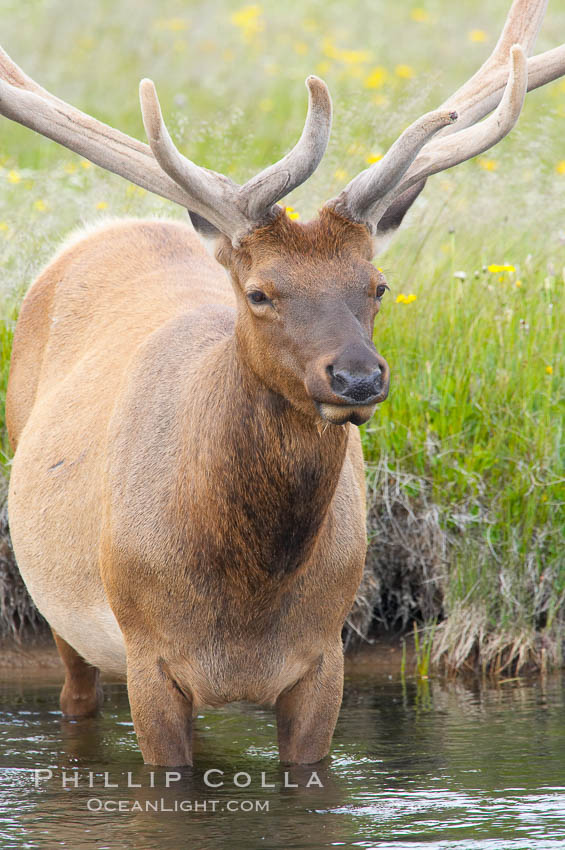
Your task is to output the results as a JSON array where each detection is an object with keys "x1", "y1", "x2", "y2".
[{"x1": 0, "y1": 661, "x2": 563, "y2": 849}]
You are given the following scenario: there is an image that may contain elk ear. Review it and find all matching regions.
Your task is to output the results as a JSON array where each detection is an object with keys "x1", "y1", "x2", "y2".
[
  {"x1": 188, "y1": 210, "x2": 225, "y2": 255},
  {"x1": 188, "y1": 210, "x2": 222, "y2": 238},
  {"x1": 371, "y1": 180, "x2": 426, "y2": 256}
]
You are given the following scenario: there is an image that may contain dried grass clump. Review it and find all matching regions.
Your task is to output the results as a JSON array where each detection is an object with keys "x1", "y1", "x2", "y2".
[
  {"x1": 433, "y1": 601, "x2": 563, "y2": 676},
  {"x1": 344, "y1": 457, "x2": 564, "y2": 676},
  {"x1": 343, "y1": 459, "x2": 451, "y2": 649},
  {"x1": 367, "y1": 460, "x2": 449, "y2": 626},
  {"x1": 0, "y1": 504, "x2": 46, "y2": 641}
]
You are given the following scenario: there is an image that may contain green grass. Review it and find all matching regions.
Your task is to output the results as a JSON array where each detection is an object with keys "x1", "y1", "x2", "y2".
[
  {"x1": 361, "y1": 217, "x2": 563, "y2": 669},
  {"x1": 0, "y1": 0, "x2": 563, "y2": 670}
]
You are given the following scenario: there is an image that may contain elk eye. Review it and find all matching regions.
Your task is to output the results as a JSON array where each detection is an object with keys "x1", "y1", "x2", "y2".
[
  {"x1": 376, "y1": 283, "x2": 389, "y2": 299},
  {"x1": 248, "y1": 290, "x2": 268, "y2": 305}
]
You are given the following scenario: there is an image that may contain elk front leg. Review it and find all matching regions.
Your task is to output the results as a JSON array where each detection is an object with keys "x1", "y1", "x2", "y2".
[
  {"x1": 126, "y1": 654, "x2": 194, "y2": 766},
  {"x1": 275, "y1": 646, "x2": 344, "y2": 764},
  {"x1": 52, "y1": 630, "x2": 104, "y2": 718}
]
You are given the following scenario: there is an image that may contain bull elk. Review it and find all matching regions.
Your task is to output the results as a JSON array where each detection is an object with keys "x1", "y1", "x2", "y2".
[{"x1": 2, "y1": 0, "x2": 564, "y2": 766}]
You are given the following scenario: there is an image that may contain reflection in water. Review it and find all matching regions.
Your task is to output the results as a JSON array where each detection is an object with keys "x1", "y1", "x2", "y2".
[{"x1": 0, "y1": 670, "x2": 564, "y2": 848}]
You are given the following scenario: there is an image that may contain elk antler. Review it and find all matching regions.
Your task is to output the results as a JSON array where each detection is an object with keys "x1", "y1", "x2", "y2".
[
  {"x1": 139, "y1": 75, "x2": 332, "y2": 239},
  {"x1": 0, "y1": 46, "x2": 332, "y2": 244},
  {"x1": 329, "y1": 0, "x2": 565, "y2": 242},
  {"x1": 340, "y1": 45, "x2": 528, "y2": 227}
]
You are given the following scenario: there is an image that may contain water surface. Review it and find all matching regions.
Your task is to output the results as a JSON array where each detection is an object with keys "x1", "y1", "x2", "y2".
[{"x1": 0, "y1": 662, "x2": 564, "y2": 848}]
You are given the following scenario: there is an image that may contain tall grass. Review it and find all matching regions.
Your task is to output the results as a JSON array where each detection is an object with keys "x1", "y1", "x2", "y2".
[
  {"x1": 362, "y1": 206, "x2": 564, "y2": 671},
  {"x1": 0, "y1": 0, "x2": 563, "y2": 669}
]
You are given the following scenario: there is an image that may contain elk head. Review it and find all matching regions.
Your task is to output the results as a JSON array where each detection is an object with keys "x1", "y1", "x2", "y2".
[
  {"x1": 217, "y1": 207, "x2": 390, "y2": 426},
  {"x1": 139, "y1": 75, "x2": 391, "y2": 425},
  {"x1": 1, "y1": 0, "x2": 564, "y2": 425}
]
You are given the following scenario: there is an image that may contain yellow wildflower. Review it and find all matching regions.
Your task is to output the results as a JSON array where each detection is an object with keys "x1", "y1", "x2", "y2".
[
  {"x1": 334, "y1": 169, "x2": 348, "y2": 181},
  {"x1": 96, "y1": 201, "x2": 108, "y2": 210},
  {"x1": 373, "y1": 94, "x2": 389, "y2": 108},
  {"x1": 556, "y1": 161, "x2": 565, "y2": 175},
  {"x1": 396, "y1": 293, "x2": 417, "y2": 304},
  {"x1": 33, "y1": 199, "x2": 47, "y2": 212},
  {"x1": 515, "y1": 279, "x2": 522, "y2": 288},
  {"x1": 316, "y1": 60, "x2": 331, "y2": 75},
  {"x1": 231, "y1": 5, "x2": 264, "y2": 40},
  {"x1": 488, "y1": 264, "x2": 515, "y2": 273},
  {"x1": 321, "y1": 38, "x2": 338, "y2": 60},
  {"x1": 340, "y1": 49, "x2": 370, "y2": 65},
  {"x1": 545, "y1": 365, "x2": 553, "y2": 375},
  {"x1": 0, "y1": 221, "x2": 8, "y2": 231},
  {"x1": 77, "y1": 36, "x2": 94, "y2": 51},
  {"x1": 80, "y1": 160, "x2": 92, "y2": 170},
  {"x1": 410, "y1": 8, "x2": 430, "y2": 22},
  {"x1": 365, "y1": 153, "x2": 383, "y2": 164},
  {"x1": 64, "y1": 162, "x2": 78, "y2": 174},
  {"x1": 7, "y1": 170, "x2": 20, "y2": 184},
  {"x1": 347, "y1": 143, "x2": 363, "y2": 156},
  {"x1": 285, "y1": 206, "x2": 300, "y2": 220},
  {"x1": 322, "y1": 39, "x2": 370, "y2": 65},
  {"x1": 154, "y1": 17, "x2": 189, "y2": 32},
  {"x1": 478, "y1": 157, "x2": 498, "y2": 171},
  {"x1": 364, "y1": 66, "x2": 388, "y2": 89},
  {"x1": 395, "y1": 64, "x2": 415, "y2": 79},
  {"x1": 469, "y1": 29, "x2": 488, "y2": 43}
]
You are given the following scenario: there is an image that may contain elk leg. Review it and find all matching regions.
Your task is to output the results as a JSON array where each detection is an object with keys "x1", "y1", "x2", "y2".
[
  {"x1": 126, "y1": 655, "x2": 194, "y2": 766},
  {"x1": 52, "y1": 630, "x2": 104, "y2": 718},
  {"x1": 275, "y1": 647, "x2": 344, "y2": 764}
]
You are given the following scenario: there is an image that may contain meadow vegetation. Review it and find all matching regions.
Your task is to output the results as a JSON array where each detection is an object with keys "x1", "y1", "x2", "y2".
[{"x1": 0, "y1": 0, "x2": 563, "y2": 672}]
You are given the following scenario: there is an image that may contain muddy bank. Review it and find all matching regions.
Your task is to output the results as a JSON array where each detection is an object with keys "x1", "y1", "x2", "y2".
[
  {"x1": 0, "y1": 631, "x2": 61, "y2": 674},
  {"x1": 0, "y1": 634, "x2": 410, "y2": 680}
]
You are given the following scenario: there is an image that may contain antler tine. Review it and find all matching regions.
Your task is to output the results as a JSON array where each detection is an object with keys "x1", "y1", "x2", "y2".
[
  {"x1": 0, "y1": 47, "x2": 193, "y2": 208},
  {"x1": 527, "y1": 42, "x2": 565, "y2": 90},
  {"x1": 440, "y1": 0, "x2": 547, "y2": 131},
  {"x1": 368, "y1": 45, "x2": 528, "y2": 227},
  {"x1": 0, "y1": 45, "x2": 49, "y2": 96},
  {"x1": 330, "y1": 0, "x2": 564, "y2": 238},
  {"x1": 374, "y1": 38, "x2": 565, "y2": 247},
  {"x1": 140, "y1": 75, "x2": 333, "y2": 237},
  {"x1": 440, "y1": 42, "x2": 565, "y2": 133},
  {"x1": 332, "y1": 108, "x2": 458, "y2": 225},
  {"x1": 139, "y1": 79, "x2": 249, "y2": 239},
  {"x1": 239, "y1": 76, "x2": 332, "y2": 220},
  {"x1": 1, "y1": 43, "x2": 332, "y2": 244}
]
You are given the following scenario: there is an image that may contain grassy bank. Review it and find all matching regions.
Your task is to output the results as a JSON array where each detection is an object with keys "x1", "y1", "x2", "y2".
[{"x1": 0, "y1": 0, "x2": 563, "y2": 673}]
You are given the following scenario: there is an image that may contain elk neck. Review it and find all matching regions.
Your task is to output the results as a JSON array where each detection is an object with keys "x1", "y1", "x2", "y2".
[{"x1": 174, "y1": 333, "x2": 350, "y2": 587}]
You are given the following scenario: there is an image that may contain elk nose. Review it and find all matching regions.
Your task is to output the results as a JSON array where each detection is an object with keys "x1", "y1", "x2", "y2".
[{"x1": 327, "y1": 364, "x2": 383, "y2": 403}]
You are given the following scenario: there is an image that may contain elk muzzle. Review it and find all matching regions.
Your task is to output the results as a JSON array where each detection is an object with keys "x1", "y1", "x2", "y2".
[{"x1": 305, "y1": 344, "x2": 390, "y2": 426}]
